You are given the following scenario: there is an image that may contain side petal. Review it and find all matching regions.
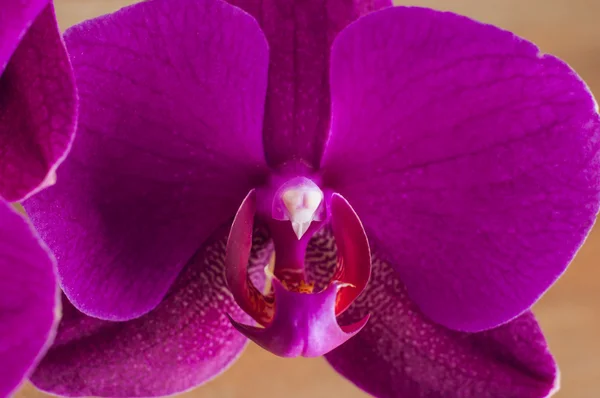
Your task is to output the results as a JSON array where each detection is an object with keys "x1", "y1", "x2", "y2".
[
  {"x1": 226, "y1": 0, "x2": 391, "y2": 168},
  {"x1": 324, "y1": 254, "x2": 558, "y2": 398},
  {"x1": 0, "y1": 2, "x2": 77, "y2": 201},
  {"x1": 30, "y1": 227, "x2": 271, "y2": 397},
  {"x1": 0, "y1": 201, "x2": 59, "y2": 397},
  {"x1": 24, "y1": 0, "x2": 270, "y2": 321},
  {"x1": 322, "y1": 7, "x2": 600, "y2": 331}
]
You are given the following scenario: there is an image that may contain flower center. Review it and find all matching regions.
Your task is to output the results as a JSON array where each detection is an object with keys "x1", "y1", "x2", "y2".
[{"x1": 224, "y1": 176, "x2": 372, "y2": 357}]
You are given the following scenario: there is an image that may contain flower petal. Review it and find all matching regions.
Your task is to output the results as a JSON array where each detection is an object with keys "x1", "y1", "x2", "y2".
[
  {"x1": 322, "y1": 6, "x2": 600, "y2": 331},
  {"x1": 0, "y1": 2, "x2": 77, "y2": 201},
  {"x1": 30, "y1": 227, "x2": 271, "y2": 397},
  {"x1": 323, "y1": 253, "x2": 558, "y2": 398},
  {"x1": 226, "y1": 0, "x2": 391, "y2": 168},
  {"x1": 0, "y1": 201, "x2": 58, "y2": 397},
  {"x1": 24, "y1": 0, "x2": 270, "y2": 321}
]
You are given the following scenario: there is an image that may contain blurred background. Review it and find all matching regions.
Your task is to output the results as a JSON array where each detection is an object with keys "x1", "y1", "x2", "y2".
[{"x1": 17, "y1": 1, "x2": 600, "y2": 397}]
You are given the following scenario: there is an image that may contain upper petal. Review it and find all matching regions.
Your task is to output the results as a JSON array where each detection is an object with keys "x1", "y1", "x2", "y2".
[
  {"x1": 226, "y1": 0, "x2": 391, "y2": 169},
  {"x1": 30, "y1": 227, "x2": 271, "y2": 397},
  {"x1": 322, "y1": 252, "x2": 558, "y2": 398},
  {"x1": 0, "y1": 201, "x2": 59, "y2": 397},
  {"x1": 322, "y1": 7, "x2": 600, "y2": 331},
  {"x1": 24, "y1": 0, "x2": 270, "y2": 321},
  {"x1": 0, "y1": 2, "x2": 77, "y2": 202}
]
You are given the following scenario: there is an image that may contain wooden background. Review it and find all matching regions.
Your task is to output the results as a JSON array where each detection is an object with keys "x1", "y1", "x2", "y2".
[{"x1": 17, "y1": 1, "x2": 600, "y2": 397}]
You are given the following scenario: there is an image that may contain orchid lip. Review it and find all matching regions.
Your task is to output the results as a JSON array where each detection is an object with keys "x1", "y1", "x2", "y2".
[
  {"x1": 228, "y1": 280, "x2": 370, "y2": 358},
  {"x1": 225, "y1": 185, "x2": 372, "y2": 357}
]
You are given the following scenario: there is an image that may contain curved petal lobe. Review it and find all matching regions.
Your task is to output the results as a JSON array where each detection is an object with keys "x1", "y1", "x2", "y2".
[
  {"x1": 0, "y1": 202, "x2": 59, "y2": 397},
  {"x1": 24, "y1": 0, "x2": 269, "y2": 321},
  {"x1": 319, "y1": 249, "x2": 559, "y2": 398},
  {"x1": 323, "y1": 6, "x2": 600, "y2": 331},
  {"x1": 330, "y1": 193, "x2": 371, "y2": 315},
  {"x1": 0, "y1": 3, "x2": 77, "y2": 201},
  {"x1": 30, "y1": 227, "x2": 271, "y2": 397}
]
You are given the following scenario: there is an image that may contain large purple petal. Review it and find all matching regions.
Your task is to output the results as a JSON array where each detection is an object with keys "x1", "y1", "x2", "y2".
[
  {"x1": 0, "y1": 201, "x2": 59, "y2": 397},
  {"x1": 24, "y1": 0, "x2": 270, "y2": 321},
  {"x1": 226, "y1": 0, "x2": 391, "y2": 168},
  {"x1": 0, "y1": 2, "x2": 76, "y2": 201},
  {"x1": 31, "y1": 227, "x2": 271, "y2": 397},
  {"x1": 322, "y1": 7, "x2": 600, "y2": 331},
  {"x1": 320, "y1": 250, "x2": 559, "y2": 398}
]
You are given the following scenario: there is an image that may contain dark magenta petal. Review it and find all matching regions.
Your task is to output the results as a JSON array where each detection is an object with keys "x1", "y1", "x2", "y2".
[
  {"x1": 0, "y1": 2, "x2": 77, "y2": 201},
  {"x1": 229, "y1": 280, "x2": 369, "y2": 358},
  {"x1": 24, "y1": 0, "x2": 270, "y2": 321},
  {"x1": 323, "y1": 254, "x2": 559, "y2": 398},
  {"x1": 226, "y1": 0, "x2": 391, "y2": 168},
  {"x1": 322, "y1": 7, "x2": 600, "y2": 331},
  {"x1": 0, "y1": 201, "x2": 59, "y2": 397},
  {"x1": 30, "y1": 228, "x2": 271, "y2": 397}
]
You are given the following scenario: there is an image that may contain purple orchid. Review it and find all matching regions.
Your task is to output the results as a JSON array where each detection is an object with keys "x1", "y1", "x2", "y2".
[
  {"x1": 0, "y1": 0, "x2": 76, "y2": 395},
  {"x1": 22, "y1": 0, "x2": 600, "y2": 397}
]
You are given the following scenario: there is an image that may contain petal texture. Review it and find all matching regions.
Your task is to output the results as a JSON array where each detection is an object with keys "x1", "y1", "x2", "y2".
[
  {"x1": 31, "y1": 227, "x2": 271, "y2": 397},
  {"x1": 227, "y1": 0, "x2": 391, "y2": 168},
  {"x1": 0, "y1": 201, "x2": 58, "y2": 397},
  {"x1": 307, "y1": 233, "x2": 558, "y2": 398},
  {"x1": 0, "y1": 2, "x2": 77, "y2": 201},
  {"x1": 322, "y1": 7, "x2": 600, "y2": 331},
  {"x1": 24, "y1": 0, "x2": 270, "y2": 320}
]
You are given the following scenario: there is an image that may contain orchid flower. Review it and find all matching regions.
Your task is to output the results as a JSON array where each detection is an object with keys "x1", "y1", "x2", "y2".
[
  {"x1": 0, "y1": 0, "x2": 76, "y2": 395},
  {"x1": 23, "y1": 0, "x2": 600, "y2": 397}
]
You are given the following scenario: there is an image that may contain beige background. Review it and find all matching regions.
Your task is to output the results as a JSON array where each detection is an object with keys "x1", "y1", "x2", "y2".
[{"x1": 17, "y1": 1, "x2": 600, "y2": 397}]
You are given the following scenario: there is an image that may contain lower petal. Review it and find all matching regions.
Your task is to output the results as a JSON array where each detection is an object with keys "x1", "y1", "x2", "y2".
[
  {"x1": 0, "y1": 201, "x2": 59, "y2": 397},
  {"x1": 323, "y1": 253, "x2": 558, "y2": 398},
  {"x1": 30, "y1": 227, "x2": 271, "y2": 397}
]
